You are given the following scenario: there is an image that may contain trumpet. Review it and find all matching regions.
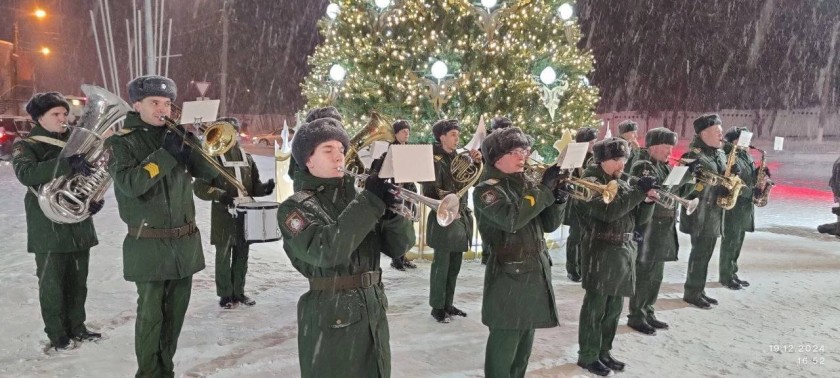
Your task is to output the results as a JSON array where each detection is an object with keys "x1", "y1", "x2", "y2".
[
  {"x1": 337, "y1": 167, "x2": 461, "y2": 226},
  {"x1": 560, "y1": 176, "x2": 619, "y2": 204},
  {"x1": 653, "y1": 189, "x2": 699, "y2": 214}
]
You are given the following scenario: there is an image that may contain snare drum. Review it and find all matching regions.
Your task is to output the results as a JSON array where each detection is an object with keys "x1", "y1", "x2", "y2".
[{"x1": 235, "y1": 201, "x2": 281, "y2": 243}]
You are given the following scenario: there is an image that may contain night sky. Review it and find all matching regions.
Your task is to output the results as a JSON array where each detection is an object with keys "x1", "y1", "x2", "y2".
[{"x1": 1, "y1": 0, "x2": 838, "y2": 114}]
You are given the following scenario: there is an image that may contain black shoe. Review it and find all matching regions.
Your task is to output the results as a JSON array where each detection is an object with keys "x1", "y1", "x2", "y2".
[
  {"x1": 817, "y1": 223, "x2": 839, "y2": 234},
  {"x1": 481, "y1": 253, "x2": 489, "y2": 265},
  {"x1": 431, "y1": 308, "x2": 450, "y2": 323},
  {"x1": 599, "y1": 353, "x2": 626, "y2": 372},
  {"x1": 567, "y1": 271, "x2": 582, "y2": 282},
  {"x1": 721, "y1": 279, "x2": 742, "y2": 290},
  {"x1": 735, "y1": 276, "x2": 750, "y2": 287},
  {"x1": 683, "y1": 296, "x2": 711, "y2": 309},
  {"x1": 701, "y1": 294, "x2": 718, "y2": 305},
  {"x1": 219, "y1": 296, "x2": 235, "y2": 309},
  {"x1": 390, "y1": 258, "x2": 406, "y2": 271},
  {"x1": 53, "y1": 336, "x2": 73, "y2": 351},
  {"x1": 73, "y1": 330, "x2": 102, "y2": 342},
  {"x1": 235, "y1": 294, "x2": 256, "y2": 306},
  {"x1": 627, "y1": 319, "x2": 656, "y2": 335},
  {"x1": 445, "y1": 305, "x2": 467, "y2": 317},
  {"x1": 832, "y1": 206, "x2": 840, "y2": 216},
  {"x1": 576, "y1": 359, "x2": 611, "y2": 376},
  {"x1": 403, "y1": 259, "x2": 417, "y2": 269},
  {"x1": 646, "y1": 316, "x2": 669, "y2": 330}
]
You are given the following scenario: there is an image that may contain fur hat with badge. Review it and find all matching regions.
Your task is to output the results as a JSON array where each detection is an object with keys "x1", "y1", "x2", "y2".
[
  {"x1": 305, "y1": 106, "x2": 343, "y2": 123},
  {"x1": 723, "y1": 126, "x2": 750, "y2": 143},
  {"x1": 618, "y1": 120, "x2": 638, "y2": 134},
  {"x1": 575, "y1": 127, "x2": 597, "y2": 143},
  {"x1": 392, "y1": 119, "x2": 410, "y2": 134},
  {"x1": 291, "y1": 117, "x2": 350, "y2": 170},
  {"x1": 127, "y1": 75, "x2": 177, "y2": 103},
  {"x1": 481, "y1": 127, "x2": 531, "y2": 165},
  {"x1": 593, "y1": 137, "x2": 630, "y2": 163},
  {"x1": 693, "y1": 113, "x2": 722, "y2": 134},
  {"x1": 432, "y1": 119, "x2": 461, "y2": 141},
  {"x1": 25, "y1": 92, "x2": 70, "y2": 121},
  {"x1": 645, "y1": 127, "x2": 678, "y2": 147}
]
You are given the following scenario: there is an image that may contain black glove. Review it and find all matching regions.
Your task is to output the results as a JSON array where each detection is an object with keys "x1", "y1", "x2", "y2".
[
  {"x1": 685, "y1": 159, "x2": 703, "y2": 176},
  {"x1": 730, "y1": 164, "x2": 741, "y2": 176},
  {"x1": 553, "y1": 187, "x2": 569, "y2": 204},
  {"x1": 66, "y1": 154, "x2": 93, "y2": 176},
  {"x1": 219, "y1": 193, "x2": 235, "y2": 207},
  {"x1": 540, "y1": 165, "x2": 563, "y2": 188},
  {"x1": 715, "y1": 185, "x2": 731, "y2": 197},
  {"x1": 753, "y1": 186, "x2": 762, "y2": 198},
  {"x1": 761, "y1": 166, "x2": 771, "y2": 178},
  {"x1": 162, "y1": 127, "x2": 192, "y2": 164},
  {"x1": 364, "y1": 173, "x2": 390, "y2": 201},
  {"x1": 88, "y1": 200, "x2": 104, "y2": 215},
  {"x1": 636, "y1": 175, "x2": 659, "y2": 193},
  {"x1": 261, "y1": 179, "x2": 275, "y2": 195}
]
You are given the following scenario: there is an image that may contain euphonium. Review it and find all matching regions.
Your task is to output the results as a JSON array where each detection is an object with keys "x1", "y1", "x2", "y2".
[
  {"x1": 37, "y1": 85, "x2": 130, "y2": 223},
  {"x1": 345, "y1": 111, "x2": 394, "y2": 177},
  {"x1": 751, "y1": 146, "x2": 774, "y2": 207}
]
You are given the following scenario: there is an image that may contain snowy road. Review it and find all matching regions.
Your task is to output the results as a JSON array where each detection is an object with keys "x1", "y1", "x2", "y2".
[{"x1": 0, "y1": 152, "x2": 838, "y2": 377}]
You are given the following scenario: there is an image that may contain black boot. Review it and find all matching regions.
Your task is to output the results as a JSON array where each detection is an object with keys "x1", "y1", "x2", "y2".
[
  {"x1": 403, "y1": 258, "x2": 417, "y2": 269},
  {"x1": 390, "y1": 258, "x2": 406, "y2": 271},
  {"x1": 735, "y1": 275, "x2": 750, "y2": 287},
  {"x1": 431, "y1": 308, "x2": 450, "y2": 323},
  {"x1": 445, "y1": 305, "x2": 467, "y2": 317},
  {"x1": 627, "y1": 319, "x2": 656, "y2": 335},
  {"x1": 577, "y1": 359, "x2": 611, "y2": 376},
  {"x1": 73, "y1": 330, "x2": 102, "y2": 342},
  {"x1": 219, "y1": 296, "x2": 235, "y2": 309},
  {"x1": 721, "y1": 279, "x2": 742, "y2": 290},
  {"x1": 646, "y1": 316, "x2": 669, "y2": 330},
  {"x1": 567, "y1": 271, "x2": 582, "y2": 282},
  {"x1": 683, "y1": 296, "x2": 711, "y2": 309},
  {"x1": 236, "y1": 294, "x2": 256, "y2": 306},
  {"x1": 53, "y1": 336, "x2": 73, "y2": 351},
  {"x1": 481, "y1": 252, "x2": 489, "y2": 265},
  {"x1": 599, "y1": 353, "x2": 626, "y2": 371},
  {"x1": 817, "y1": 222, "x2": 839, "y2": 234},
  {"x1": 701, "y1": 294, "x2": 718, "y2": 305}
]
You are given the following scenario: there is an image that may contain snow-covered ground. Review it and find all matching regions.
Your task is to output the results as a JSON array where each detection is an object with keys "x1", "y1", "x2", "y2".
[{"x1": 1, "y1": 153, "x2": 839, "y2": 378}]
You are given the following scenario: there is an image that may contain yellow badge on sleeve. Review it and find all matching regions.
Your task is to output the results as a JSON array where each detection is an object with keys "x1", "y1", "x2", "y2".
[
  {"x1": 143, "y1": 162, "x2": 160, "y2": 178},
  {"x1": 695, "y1": 182, "x2": 705, "y2": 192},
  {"x1": 523, "y1": 195, "x2": 536, "y2": 207}
]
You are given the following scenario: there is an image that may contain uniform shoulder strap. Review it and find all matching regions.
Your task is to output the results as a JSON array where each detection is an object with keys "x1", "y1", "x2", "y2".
[
  {"x1": 115, "y1": 128, "x2": 135, "y2": 136},
  {"x1": 288, "y1": 190, "x2": 315, "y2": 203}
]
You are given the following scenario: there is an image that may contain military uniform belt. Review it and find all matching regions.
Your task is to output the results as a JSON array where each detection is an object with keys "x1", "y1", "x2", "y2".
[
  {"x1": 127, "y1": 222, "x2": 198, "y2": 239},
  {"x1": 308, "y1": 271, "x2": 382, "y2": 291},
  {"x1": 594, "y1": 232, "x2": 633, "y2": 244}
]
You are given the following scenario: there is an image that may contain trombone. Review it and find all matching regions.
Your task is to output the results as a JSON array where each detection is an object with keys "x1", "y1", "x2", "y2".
[{"x1": 337, "y1": 167, "x2": 461, "y2": 226}]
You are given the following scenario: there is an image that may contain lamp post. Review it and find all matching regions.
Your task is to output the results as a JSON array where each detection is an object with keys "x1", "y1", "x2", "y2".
[
  {"x1": 558, "y1": 3, "x2": 576, "y2": 44},
  {"x1": 424, "y1": 59, "x2": 456, "y2": 115},
  {"x1": 536, "y1": 66, "x2": 568, "y2": 121}
]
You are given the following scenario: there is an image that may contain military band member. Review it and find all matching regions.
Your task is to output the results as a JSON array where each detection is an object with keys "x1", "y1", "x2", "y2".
[
  {"x1": 289, "y1": 106, "x2": 343, "y2": 191},
  {"x1": 422, "y1": 119, "x2": 482, "y2": 323},
  {"x1": 565, "y1": 126, "x2": 597, "y2": 282},
  {"x1": 719, "y1": 127, "x2": 759, "y2": 290},
  {"x1": 479, "y1": 116, "x2": 514, "y2": 265},
  {"x1": 679, "y1": 114, "x2": 727, "y2": 309},
  {"x1": 576, "y1": 138, "x2": 658, "y2": 376},
  {"x1": 627, "y1": 128, "x2": 680, "y2": 335},
  {"x1": 277, "y1": 117, "x2": 413, "y2": 377},
  {"x1": 106, "y1": 75, "x2": 219, "y2": 376},
  {"x1": 617, "y1": 120, "x2": 640, "y2": 173},
  {"x1": 389, "y1": 119, "x2": 419, "y2": 271},
  {"x1": 193, "y1": 117, "x2": 275, "y2": 308},
  {"x1": 13, "y1": 92, "x2": 104, "y2": 350},
  {"x1": 474, "y1": 127, "x2": 567, "y2": 378}
]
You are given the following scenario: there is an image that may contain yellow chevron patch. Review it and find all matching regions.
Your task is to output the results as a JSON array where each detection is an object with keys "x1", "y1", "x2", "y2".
[
  {"x1": 143, "y1": 162, "x2": 160, "y2": 178},
  {"x1": 524, "y1": 195, "x2": 535, "y2": 207}
]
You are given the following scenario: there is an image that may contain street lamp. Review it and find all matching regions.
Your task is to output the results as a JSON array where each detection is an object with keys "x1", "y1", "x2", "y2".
[
  {"x1": 326, "y1": 3, "x2": 340, "y2": 20},
  {"x1": 40, "y1": 47, "x2": 50, "y2": 56},
  {"x1": 535, "y1": 66, "x2": 568, "y2": 121},
  {"x1": 326, "y1": 63, "x2": 346, "y2": 104},
  {"x1": 34, "y1": 8, "x2": 47, "y2": 19}
]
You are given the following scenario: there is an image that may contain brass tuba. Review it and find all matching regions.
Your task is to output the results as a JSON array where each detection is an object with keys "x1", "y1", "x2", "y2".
[
  {"x1": 345, "y1": 111, "x2": 395, "y2": 177},
  {"x1": 37, "y1": 85, "x2": 130, "y2": 223}
]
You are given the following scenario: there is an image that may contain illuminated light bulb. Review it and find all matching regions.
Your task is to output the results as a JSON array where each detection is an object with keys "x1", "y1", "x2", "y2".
[
  {"x1": 431, "y1": 60, "x2": 448, "y2": 79},
  {"x1": 326, "y1": 3, "x2": 340, "y2": 19},
  {"x1": 558, "y1": 3, "x2": 574, "y2": 20},
  {"x1": 329, "y1": 64, "x2": 346, "y2": 81}
]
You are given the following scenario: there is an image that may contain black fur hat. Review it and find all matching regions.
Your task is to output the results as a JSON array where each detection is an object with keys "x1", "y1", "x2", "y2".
[
  {"x1": 490, "y1": 116, "x2": 513, "y2": 131},
  {"x1": 216, "y1": 117, "x2": 240, "y2": 130},
  {"x1": 392, "y1": 119, "x2": 410, "y2": 134},
  {"x1": 593, "y1": 137, "x2": 630, "y2": 163},
  {"x1": 432, "y1": 119, "x2": 460, "y2": 141},
  {"x1": 291, "y1": 117, "x2": 350, "y2": 170},
  {"x1": 575, "y1": 127, "x2": 597, "y2": 143},
  {"x1": 305, "y1": 106, "x2": 343, "y2": 123},
  {"x1": 127, "y1": 75, "x2": 177, "y2": 103},
  {"x1": 693, "y1": 113, "x2": 722, "y2": 134},
  {"x1": 25, "y1": 92, "x2": 70, "y2": 121},
  {"x1": 645, "y1": 127, "x2": 678, "y2": 147},
  {"x1": 481, "y1": 127, "x2": 531, "y2": 166},
  {"x1": 723, "y1": 126, "x2": 749, "y2": 143},
  {"x1": 618, "y1": 120, "x2": 638, "y2": 134}
]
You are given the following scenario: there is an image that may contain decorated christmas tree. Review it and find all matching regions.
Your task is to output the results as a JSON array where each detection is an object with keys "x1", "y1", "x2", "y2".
[{"x1": 302, "y1": 0, "x2": 599, "y2": 160}]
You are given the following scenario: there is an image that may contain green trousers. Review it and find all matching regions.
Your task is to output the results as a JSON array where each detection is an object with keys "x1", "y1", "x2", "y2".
[
  {"x1": 578, "y1": 290, "x2": 623, "y2": 364},
  {"x1": 485, "y1": 328, "x2": 535, "y2": 378},
  {"x1": 134, "y1": 276, "x2": 192, "y2": 378},
  {"x1": 684, "y1": 235, "x2": 718, "y2": 299},
  {"x1": 628, "y1": 260, "x2": 664, "y2": 322},
  {"x1": 215, "y1": 242, "x2": 249, "y2": 298},
  {"x1": 34, "y1": 249, "x2": 90, "y2": 344},
  {"x1": 429, "y1": 250, "x2": 463, "y2": 309},
  {"x1": 565, "y1": 224, "x2": 582, "y2": 275},
  {"x1": 719, "y1": 228, "x2": 746, "y2": 282}
]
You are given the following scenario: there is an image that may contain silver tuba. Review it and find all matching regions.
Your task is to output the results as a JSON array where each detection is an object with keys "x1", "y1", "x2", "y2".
[{"x1": 38, "y1": 85, "x2": 130, "y2": 223}]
